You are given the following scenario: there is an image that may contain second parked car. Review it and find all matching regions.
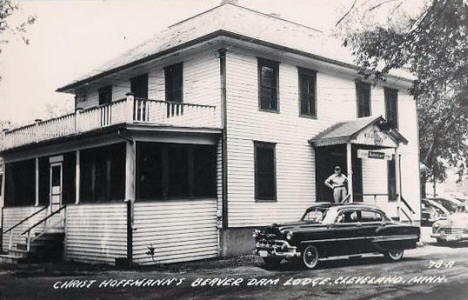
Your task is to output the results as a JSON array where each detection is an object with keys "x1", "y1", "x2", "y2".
[{"x1": 253, "y1": 203, "x2": 420, "y2": 269}]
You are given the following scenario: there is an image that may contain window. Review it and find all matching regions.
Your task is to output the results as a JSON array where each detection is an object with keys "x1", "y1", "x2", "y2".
[
  {"x1": 258, "y1": 58, "x2": 279, "y2": 112},
  {"x1": 0, "y1": 173, "x2": 3, "y2": 197},
  {"x1": 254, "y1": 142, "x2": 276, "y2": 201},
  {"x1": 298, "y1": 68, "x2": 317, "y2": 117},
  {"x1": 165, "y1": 63, "x2": 183, "y2": 102},
  {"x1": 356, "y1": 81, "x2": 371, "y2": 117},
  {"x1": 388, "y1": 158, "x2": 397, "y2": 201},
  {"x1": 136, "y1": 142, "x2": 216, "y2": 200},
  {"x1": 385, "y1": 88, "x2": 398, "y2": 129},
  {"x1": 4, "y1": 159, "x2": 35, "y2": 207},
  {"x1": 98, "y1": 86, "x2": 112, "y2": 105},
  {"x1": 130, "y1": 74, "x2": 148, "y2": 98},
  {"x1": 336, "y1": 210, "x2": 360, "y2": 223},
  {"x1": 80, "y1": 143, "x2": 125, "y2": 203},
  {"x1": 360, "y1": 210, "x2": 384, "y2": 223}
]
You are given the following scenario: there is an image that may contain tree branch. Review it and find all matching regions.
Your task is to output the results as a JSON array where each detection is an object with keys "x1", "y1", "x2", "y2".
[{"x1": 336, "y1": 0, "x2": 358, "y2": 26}]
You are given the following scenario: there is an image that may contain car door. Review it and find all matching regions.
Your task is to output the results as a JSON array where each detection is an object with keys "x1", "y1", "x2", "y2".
[
  {"x1": 357, "y1": 209, "x2": 386, "y2": 253},
  {"x1": 328, "y1": 208, "x2": 368, "y2": 256}
]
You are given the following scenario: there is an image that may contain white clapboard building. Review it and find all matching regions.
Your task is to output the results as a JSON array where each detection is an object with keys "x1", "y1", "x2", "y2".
[{"x1": 0, "y1": 3, "x2": 421, "y2": 265}]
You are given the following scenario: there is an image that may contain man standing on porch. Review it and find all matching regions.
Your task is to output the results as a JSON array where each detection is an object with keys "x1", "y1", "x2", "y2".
[{"x1": 325, "y1": 166, "x2": 348, "y2": 203}]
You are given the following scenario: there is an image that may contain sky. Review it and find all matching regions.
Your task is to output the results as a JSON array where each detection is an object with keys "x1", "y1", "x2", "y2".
[{"x1": 0, "y1": 0, "x2": 424, "y2": 125}]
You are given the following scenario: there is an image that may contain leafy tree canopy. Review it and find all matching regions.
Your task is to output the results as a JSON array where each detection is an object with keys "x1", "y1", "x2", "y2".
[{"x1": 337, "y1": 0, "x2": 468, "y2": 183}]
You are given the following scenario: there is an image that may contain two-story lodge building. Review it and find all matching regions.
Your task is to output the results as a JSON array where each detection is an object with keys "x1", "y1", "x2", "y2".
[{"x1": 0, "y1": 3, "x2": 421, "y2": 265}]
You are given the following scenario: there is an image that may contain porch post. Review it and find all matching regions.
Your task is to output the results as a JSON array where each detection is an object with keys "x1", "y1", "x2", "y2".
[
  {"x1": 125, "y1": 140, "x2": 135, "y2": 265},
  {"x1": 126, "y1": 93, "x2": 135, "y2": 123},
  {"x1": 395, "y1": 149, "x2": 401, "y2": 219},
  {"x1": 0, "y1": 163, "x2": 5, "y2": 208},
  {"x1": 35, "y1": 158, "x2": 39, "y2": 206},
  {"x1": 75, "y1": 150, "x2": 80, "y2": 204},
  {"x1": 346, "y1": 143, "x2": 353, "y2": 202}
]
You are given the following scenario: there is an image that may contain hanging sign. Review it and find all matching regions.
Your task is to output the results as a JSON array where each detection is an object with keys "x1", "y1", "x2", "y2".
[{"x1": 357, "y1": 149, "x2": 393, "y2": 160}]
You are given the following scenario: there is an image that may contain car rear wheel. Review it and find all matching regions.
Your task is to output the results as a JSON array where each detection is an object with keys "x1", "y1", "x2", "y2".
[
  {"x1": 301, "y1": 245, "x2": 319, "y2": 269},
  {"x1": 263, "y1": 257, "x2": 282, "y2": 268},
  {"x1": 385, "y1": 249, "x2": 404, "y2": 261}
]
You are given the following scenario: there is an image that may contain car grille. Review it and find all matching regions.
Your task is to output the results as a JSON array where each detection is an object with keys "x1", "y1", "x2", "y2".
[
  {"x1": 256, "y1": 239, "x2": 288, "y2": 249},
  {"x1": 440, "y1": 228, "x2": 466, "y2": 234}
]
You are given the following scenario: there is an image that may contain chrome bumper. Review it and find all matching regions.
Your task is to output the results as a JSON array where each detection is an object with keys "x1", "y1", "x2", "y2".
[
  {"x1": 431, "y1": 232, "x2": 468, "y2": 242},
  {"x1": 254, "y1": 240, "x2": 300, "y2": 259}
]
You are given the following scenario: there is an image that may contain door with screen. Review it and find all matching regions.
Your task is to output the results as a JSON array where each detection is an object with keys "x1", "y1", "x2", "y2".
[{"x1": 50, "y1": 163, "x2": 63, "y2": 213}]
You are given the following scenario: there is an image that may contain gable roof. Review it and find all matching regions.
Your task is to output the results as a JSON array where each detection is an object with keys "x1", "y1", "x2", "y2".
[
  {"x1": 57, "y1": 3, "x2": 413, "y2": 93},
  {"x1": 309, "y1": 116, "x2": 408, "y2": 147}
]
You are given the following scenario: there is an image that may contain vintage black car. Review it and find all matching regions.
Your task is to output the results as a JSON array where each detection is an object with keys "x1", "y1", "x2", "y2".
[{"x1": 253, "y1": 203, "x2": 420, "y2": 269}]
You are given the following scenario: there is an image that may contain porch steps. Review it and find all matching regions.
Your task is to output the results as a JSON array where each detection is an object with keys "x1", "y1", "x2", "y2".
[{"x1": 0, "y1": 232, "x2": 64, "y2": 265}]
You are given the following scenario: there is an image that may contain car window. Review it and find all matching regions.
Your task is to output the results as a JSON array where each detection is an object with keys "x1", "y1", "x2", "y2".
[
  {"x1": 302, "y1": 207, "x2": 328, "y2": 223},
  {"x1": 360, "y1": 210, "x2": 383, "y2": 223},
  {"x1": 336, "y1": 210, "x2": 361, "y2": 223}
]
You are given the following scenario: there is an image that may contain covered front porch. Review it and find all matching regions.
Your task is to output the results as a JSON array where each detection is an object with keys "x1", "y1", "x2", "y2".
[
  {"x1": 310, "y1": 116, "x2": 416, "y2": 222},
  {"x1": 0, "y1": 124, "x2": 221, "y2": 265}
]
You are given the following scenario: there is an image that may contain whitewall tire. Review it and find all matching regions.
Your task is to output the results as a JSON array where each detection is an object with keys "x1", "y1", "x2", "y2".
[
  {"x1": 301, "y1": 245, "x2": 320, "y2": 269},
  {"x1": 385, "y1": 249, "x2": 404, "y2": 261}
]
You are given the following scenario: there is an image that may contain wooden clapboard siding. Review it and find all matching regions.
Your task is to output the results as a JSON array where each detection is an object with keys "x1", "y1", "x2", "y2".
[
  {"x1": 1, "y1": 206, "x2": 47, "y2": 252},
  {"x1": 216, "y1": 138, "x2": 223, "y2": 218},
  {"x1": 65, "y1": 203, "x2": 127, "y2": 264},
  {"x1": 77, "y1": 51, "x2": 221, "y2": 118},
  {"x1": 225, "y1": 49, "x2": 421, "y2": 226},
  {"x1": 133, "y1": 199, "x2": 218, "y2": 265}
]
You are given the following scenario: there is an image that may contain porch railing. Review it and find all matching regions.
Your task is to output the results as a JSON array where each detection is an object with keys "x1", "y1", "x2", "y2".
[{"x1": 0, "y1": 94, "x2": 219, "y2": 151}]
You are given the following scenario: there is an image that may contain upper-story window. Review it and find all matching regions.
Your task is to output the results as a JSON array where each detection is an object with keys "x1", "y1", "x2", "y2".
[
  {"x1": 298, "y1": 68, "x2": 317, "y2": 118},
  {"x1": 164, "y1": 63, "x2": 183, "y2": 102},
  {"x1": 385, "y1": 87, "x2": 398, "y2": 129},
  {"x1": 131, "y1": 74, "x2": 148, "y2": 98},
  {"x1": 356, "y1": 81, "x2": 371, "y2": 117},
  {"x1": 254, "y1": 141, "x2": 277, "y2": 201},
  {"x1": 98, "y1": 86, "x2": 112, "y2": 105},
  {"x1": 258, "y1": 58, "x2": 279, "y2": 112}
]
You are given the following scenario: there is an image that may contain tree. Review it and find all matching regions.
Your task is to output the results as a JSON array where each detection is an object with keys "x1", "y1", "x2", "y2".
[
  {"x1": 337, "y1": 0, "x2": 468, "y2": 194},
  {"x1": 0, "y1": 0, "x2": 35, "y2": 79}
]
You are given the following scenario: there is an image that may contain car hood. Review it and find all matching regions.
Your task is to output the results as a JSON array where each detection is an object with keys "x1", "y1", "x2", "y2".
[
  {"x1": 446, "y1": 213, "x2": 468, "y2": 227},
  {"x1": 258, "y1": 221, "x2": 325, "y2": 238}
]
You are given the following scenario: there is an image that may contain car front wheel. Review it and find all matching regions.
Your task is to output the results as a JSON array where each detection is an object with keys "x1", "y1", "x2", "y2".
[
  {"x1": 385, "y1": 249, "x2": 404, "y2": 261},
  {"x1": 301, "y1": 245, "x2": 320, "y2": 269}
]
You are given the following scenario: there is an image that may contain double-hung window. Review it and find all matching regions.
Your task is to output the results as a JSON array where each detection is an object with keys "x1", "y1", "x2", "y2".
[
  {"x1": 298, "y1": 68, "x2": 317, "y2": 117},
  {"x1": 385, "y1": 87, "x2": 398, "y2": 129},
  {"x1": 258, "y1": 58, "x2": 279, "y2": 112},
  {"x1": 254, "y1": 142, "x2": 277, "y2": 201},
  {"x1": 356, "y1": 81, "x2": 371, "y2": 117},
  {"x1": 165, "y1": 63, "x2": 183, "y2": 103},
  {"x1": 98, "y1": 86, "x2": 112, "y2": 105}
]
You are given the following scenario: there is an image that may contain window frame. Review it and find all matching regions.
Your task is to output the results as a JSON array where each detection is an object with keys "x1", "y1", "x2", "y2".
[
  {"x1": 98, "y1": 85, "x2": 112, "y2": 106},
  {"x1": 387, "y1": 158, "x2": 397, "y2": 202},
  {"x1": 164, "y1": 62, "x2": 184, "y2": 103},
  {"x1": 254, "y1": 141, "x2": 277, "y2": 202},
  {"x1": 298, "y1": 67, "x2": 317, "y2": 118},
  {"x1": 355, "y1": 81, "x2": 371, "y2": 118},
  {"x1": 384, "y1": 87, "x2": 399, "y2": 129},
  {"x1": 257, "y1": 58, "x2": 280, "y2": 113},
  {"x1": 130, "y1": 73, "x2": 149, "y2": 99}
]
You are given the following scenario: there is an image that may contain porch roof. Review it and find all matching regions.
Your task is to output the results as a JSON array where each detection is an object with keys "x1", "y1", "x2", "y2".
[{"x1": 309, "y1": 116, "x2": 408, "y2": 147}]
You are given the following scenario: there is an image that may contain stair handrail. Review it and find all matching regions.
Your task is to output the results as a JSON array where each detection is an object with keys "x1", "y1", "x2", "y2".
[
  {"x1": 401, "y1": 195, "x2": 416, "y2": 214},
  {"x1": 21, "y1": 205, "x2": 66, "y2": 236},
  {"x1": 400, "y1": 206, "x2": 414, "y2": 224},
  {"x1": 2, "y1": 206, "x2": 48, "y2": 234},
  {"x1": 21, "y1": 205, "x2": 66, "y2": 252}
]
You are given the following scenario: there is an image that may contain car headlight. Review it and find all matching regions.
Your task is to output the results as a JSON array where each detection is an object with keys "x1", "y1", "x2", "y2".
[
  {"x1": 433, "y1": 222, "x2": 440, "y2": 228},
  {"x1": 286, "y1": 231, "x2": 293, "y2": 240}
]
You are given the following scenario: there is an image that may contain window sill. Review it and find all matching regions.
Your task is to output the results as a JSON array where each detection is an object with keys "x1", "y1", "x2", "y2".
[
  {"x1": 255, "y1": 199, "x2": 277, "y2": 203},
  {"x1": 299, "y1": 114, "x2": 317, "y2": 119},
  {"x1": 259, "y1": 108, "x2": 280, "y2": 114}
]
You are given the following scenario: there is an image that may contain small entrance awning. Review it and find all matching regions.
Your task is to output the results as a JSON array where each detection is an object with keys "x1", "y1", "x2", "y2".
[{"x1": 309, "y1": 116, "x2": 408, "y2": 148}]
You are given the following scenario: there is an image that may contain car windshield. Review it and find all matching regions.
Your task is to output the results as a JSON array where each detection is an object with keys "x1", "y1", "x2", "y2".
[{"x1": 301, "y1": 207, "x2": 329, "y2": 223}]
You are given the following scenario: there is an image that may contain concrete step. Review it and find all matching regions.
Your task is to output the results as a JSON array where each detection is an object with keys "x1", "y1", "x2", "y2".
[
  {"x1": 0, "y1": 254, "x2": 25, "y2": 265},
  {"x1": 7, "y1": 249, "x2": 29, "y2": 258}
]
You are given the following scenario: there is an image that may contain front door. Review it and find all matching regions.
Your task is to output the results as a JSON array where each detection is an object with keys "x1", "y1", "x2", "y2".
[{"x1": 50, "y1": 162, "x2": 63, "y2": 213}]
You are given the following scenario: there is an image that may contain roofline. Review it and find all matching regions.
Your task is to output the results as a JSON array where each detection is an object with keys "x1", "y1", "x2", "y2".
[
  {"x1": 168, "y1": 3, "x2": 322, "y2": 33},
  {"x1": 57, "y1": 30, "x2": 414, "y2": 93}
]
